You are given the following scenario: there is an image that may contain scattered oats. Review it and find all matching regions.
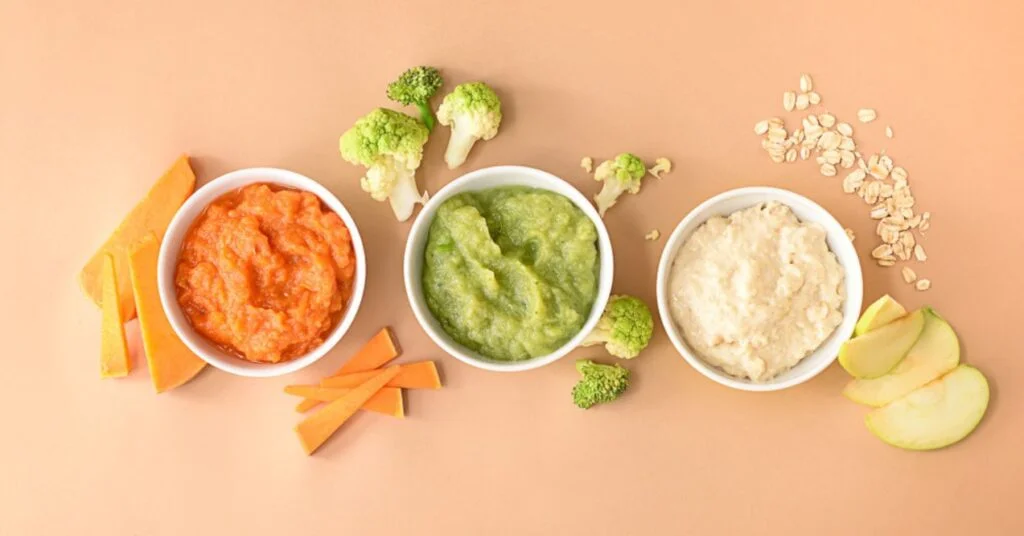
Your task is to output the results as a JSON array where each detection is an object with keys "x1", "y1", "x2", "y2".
[
  {"x1": 857, "y1": 108, "x2": 877, "y2": 123},
  {"x1": 845, "y1": 228, "x2": 856, "y2": 241},
  {"x1": 768, "y1": 117, "x2": 785, "y2": 126},
  {"x1": 878, "y1": 259, "x2": 896, "y2": 267},
  {"x1": 820, "y1": 163, "x2": 837, "y2": 177},
  {"x1": 837, "y1": 122, "x2": 854, "y2": 136},
  {"x1": 754, "y1": 120, "x2": 770, "y2": 135},
  {"x1": 809, "y1": 91, "x2": 821, "y2": 104},
  {"x1": 919, "y1": 219, "x2": 931, "y2": 232},
  {"x1": 915, "y1": 279, "x2": 932, "y2": 291},
  {"x1": 820, "y1": 132, "x2": 842, "y2": 150},
  {"x1": 900, "y1": 207, "x2": 914, "y2": 219},
  {"x1": 900, "y1": 230, "x2": 917, "y2": 252},
  {"x1": 864, "y1": 181, "x2": 883, "y2": 204},
  {"x1": 843, "y1": 169, "x2": 866, "y2": 193},
  {"x1": 792, "y1": 129, "x2": 805, "y2": 143},
  {"x1": 880, "y1": 225, "x2": 900, "y2": 244},
  {"x1": 770, "y1": 152, "x2": 786, "y2": 163},
  {"x1": 908, "y1": 214, "x2": 922, "y2": 228},
  {"x1": 870, "y1": 205, "x2": 889, "y2": 219},
  {"x1": 872, "y1": 244, "x2": 894, "y2": 259},
  {"x1": 799, "y1": 73, "x2": 813, "y2": 93},
  {"x1": 816, "y1": 156, "x2": 827, "y2": 165},
  {"x1": 840, "y1": 150, "x2": 856, "y2": 168},
  {"x1": 580, "y1": 156, "x2": 594, "y2": 173},
  {"x1": 822, "y1": 149, "x2": 841, "y2": 164},
  {"x1": 914, "y1": 244, "x2": 927, "y2": 261},
  {"x1": 879, "y1": 183, "x2": 894, "y2": 199},
  {"x1": 839, "y1": 137, "x2": 856, "y2": 151},
  {"x1": 893, "y1": 241, "x2": 908, "y2": 260},
  {"x1": 819, "y1": 113, "x2": 836, "y2": 128},
  {"x1": 880, "y1": 155, "x2": 894, "y2": 172},
  {"x1": 785, "y1": 148, "x2": 797, "y2": 162},
  {"x1": 858, "y1": 158, "x2": 868, "y2": 172},
  {"x1": 902, "y1": 266, "x2": 917, "y2": 283},
  {"x1": 799, "y1": 146, "x2": 811, "y2": 160},
  {"x1": 645, "y1": 229, "x2": 661, "y2": 241},
  {"x1": 783, "y1": 91, "x2": 797, "y2": 112},
  {"x1": 891, "y1": 166, "x2": 908, "y2": 183},
  {"x1": 886, "y1": 126, "x2": 894, "y2": 138},
  {"x1": 796, "y1": 93, "x2": 810, "y2": 110},
  {"x1": 648, "y1": 157, "x2": 672, "y2": 179},
  {"x1": 768, "y1": 126, "x2": 787, "y2": 142}
]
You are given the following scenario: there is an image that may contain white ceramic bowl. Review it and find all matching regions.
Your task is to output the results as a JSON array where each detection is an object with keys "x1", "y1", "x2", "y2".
[
  {"x1": 404, "y1": 165, "x2": 614, "y2": 372},
  {"x1": 656, "y1": 187, "x2": 863, "y2": 392},
  {"x1": 157, "y1": 167, "x2": 366, "y2": 378}
]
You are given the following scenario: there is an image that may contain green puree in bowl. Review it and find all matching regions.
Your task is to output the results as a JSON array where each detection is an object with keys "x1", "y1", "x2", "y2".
[{"x1": 423, "y1": 187, "x2": 599, "y2": 361}]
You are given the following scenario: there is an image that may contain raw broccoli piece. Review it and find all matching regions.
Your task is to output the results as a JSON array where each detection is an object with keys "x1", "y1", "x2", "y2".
[
  {"x1": 386, "y1": 66, "x2": 443, "y2": 131},
  {"x1": 581, "y1": 295, "x2": 654, "y2": 359},
  {"x1": 593, "y1": 153, "x2": 646, "y2": 216},
  {"x1": 572, "y1": 359, "x2": 630, "y2": 409},
  {"x1": 339, "y1": 108, "x2": 430, "y2": 222},
  {"x1": 436, "y1": 82, "x2": 502, "y2": 169}
]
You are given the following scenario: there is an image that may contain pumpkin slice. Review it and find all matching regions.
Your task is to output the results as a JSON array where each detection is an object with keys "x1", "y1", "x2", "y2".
[
  {"x1": 100, "y1": 253, "x2": 131, "y2": 378},
  {"x1": 79, "y1": 155, "x2": 195, "y2": 319},
  {"x1": 128, "y1": 233, "x2": 206, "y2": 393}
]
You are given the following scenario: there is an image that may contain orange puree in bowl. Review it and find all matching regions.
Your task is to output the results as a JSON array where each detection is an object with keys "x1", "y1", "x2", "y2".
[{"x1": 175, "y1": 184, "x2": 355, "y2": 363}]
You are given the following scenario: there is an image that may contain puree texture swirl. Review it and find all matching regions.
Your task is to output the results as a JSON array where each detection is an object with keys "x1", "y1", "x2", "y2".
[
  {"x1": 175, "y1": 184, "x2": 355, "y2": 364},
  {"x1": 422, "y1": 187, "x2": 599, "y2": 361},
  {"x1": 668, "y1": 201, "x2": 845, "y2": 381}
]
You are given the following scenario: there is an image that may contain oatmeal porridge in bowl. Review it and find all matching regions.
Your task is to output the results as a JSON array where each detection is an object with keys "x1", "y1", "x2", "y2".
[{"x1": 656, "y1": 187, "x2": 863, "y2": 392}]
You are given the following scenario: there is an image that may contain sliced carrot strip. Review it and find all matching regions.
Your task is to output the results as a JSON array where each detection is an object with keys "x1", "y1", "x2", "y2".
[
  {"x1": 286, "y1": 386, "x2": 403, "y2": 417},
  {"x1": 296, "y1": 327, "x2": 402, "y2": 411},
  {"x1": 295, "y1": 398, "x2": 321, "y2": 413},
  {"x1": 295, "y1": 366, "x2": 401, "y2": 455},
  {"x1": 320, "y1": 361, "x2": 440, "y2": 390},
  {"x1": 335, "y1": 327, "x2": 401, "y2": 374}
]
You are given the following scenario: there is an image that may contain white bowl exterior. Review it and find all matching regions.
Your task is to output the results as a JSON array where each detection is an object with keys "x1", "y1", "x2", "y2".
[
  {"x1": 656, "y1": 187, "x2": 863, "y2": 392},
  {"x1": 157, "y1": 168, "x2": 366, "y2": 378},
  {"x1": 404, "y1": 166, "x2": 614, "y2": 372}
]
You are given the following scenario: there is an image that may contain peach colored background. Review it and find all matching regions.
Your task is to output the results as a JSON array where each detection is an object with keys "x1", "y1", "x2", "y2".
[{"x1": 2, "y1": 1, "x2": 1022, "y2": 534}]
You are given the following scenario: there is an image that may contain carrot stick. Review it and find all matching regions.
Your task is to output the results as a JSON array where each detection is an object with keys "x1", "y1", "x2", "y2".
[
  {"x1": 286, "y1": 386, "x2": 404, "y2": 417},
  {"x1": 335, "y1": 327, "x2": 401, "y2": 374},
  {"x1": 296, "y1": 327, "x2": 402, "y2": 412},
  {"x1": 320, "y1": 361, "x2": 441, "y2": 390},
  {"x1": 295, "y1": 366, "x2": 401, "y2": 455},
  {"x1": 294, "y1": 398, "x2": 321, "y2": 413}
]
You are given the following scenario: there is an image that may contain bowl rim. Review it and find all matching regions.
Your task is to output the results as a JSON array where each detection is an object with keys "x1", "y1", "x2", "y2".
[
  {"x1": 156, "y1": 167, "x2": 367, "y2": 378},
  {"x1": 655, "y1": 186, "x2": 863, "y2": 392},
  {"x1": 403, "y1": 165, "x2": 614, "y2": 372}
]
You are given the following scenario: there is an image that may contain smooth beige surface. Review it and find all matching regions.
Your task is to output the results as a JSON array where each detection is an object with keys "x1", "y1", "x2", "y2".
[{"x1": 2, "y1": 1, "x2": 1022, "y2": 534}]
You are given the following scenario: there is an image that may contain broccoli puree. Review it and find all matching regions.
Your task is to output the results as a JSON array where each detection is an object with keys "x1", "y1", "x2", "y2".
[{"x1": 423, "y1": 187, "x2": 599, "y2": 361}]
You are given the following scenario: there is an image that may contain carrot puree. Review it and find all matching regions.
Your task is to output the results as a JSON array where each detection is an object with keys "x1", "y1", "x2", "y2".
[{"x1": 176, "y1": 184, "x2": 355, "y2": 363}]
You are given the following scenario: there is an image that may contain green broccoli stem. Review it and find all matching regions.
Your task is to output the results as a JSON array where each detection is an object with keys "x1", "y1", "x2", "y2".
[{"x1": 417, "y1": 102, "x2": 436, "y2": 131}]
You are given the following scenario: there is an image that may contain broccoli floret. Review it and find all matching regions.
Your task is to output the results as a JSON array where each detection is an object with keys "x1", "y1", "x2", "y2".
[
  {"x1": 593, "y1": 153, "x2": 646, "y2": 216},
  {"x1": 571, "y1": 359, "x2": 630, "y2": 409},
  {"x1": 339, "y1": 108, "x2": 430, "y2": 222},
  {"x1": 386, "y1": 66, "x2": 443, "y2": 131},
  {"x1": 436, "y1": 82, "x2": 502, "y2": 169},
  {"x1": 581, "y1": 295, "x2": 654, "y2": 359}
]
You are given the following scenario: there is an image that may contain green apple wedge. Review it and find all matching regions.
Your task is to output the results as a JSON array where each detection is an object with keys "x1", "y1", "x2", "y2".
[
  {"x1": 866, "y1": 365, "x2": 989, "y2": 450},
  {"x1": 839, "y1": 308, "x2": 925, "y2": 378},
  {"x1": 854, "y1": 294, "x2": 907, "y2": 336},
  {"x1": 844, "y1": 308, "x2": 960, "y2": 407}
]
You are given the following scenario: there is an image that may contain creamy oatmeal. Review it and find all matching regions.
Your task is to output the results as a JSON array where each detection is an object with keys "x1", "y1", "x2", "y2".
[{"x1": 669, "y1": 202, "x2": 845, "y2": 382}]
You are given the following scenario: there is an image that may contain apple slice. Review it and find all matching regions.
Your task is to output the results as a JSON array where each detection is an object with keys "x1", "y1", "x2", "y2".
[
  {"x1": 866, "y1": 365, "x2": 989, "y2": 450},
  {"x1": 839, "y1": 309, "x2": 925, "y2": 378},
  {"x1": 844, "y1": 309, "x2": 960, "y2": 406},
  {"x1": 854, "y1": 294, "x2": 907, "y2": 336}
]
